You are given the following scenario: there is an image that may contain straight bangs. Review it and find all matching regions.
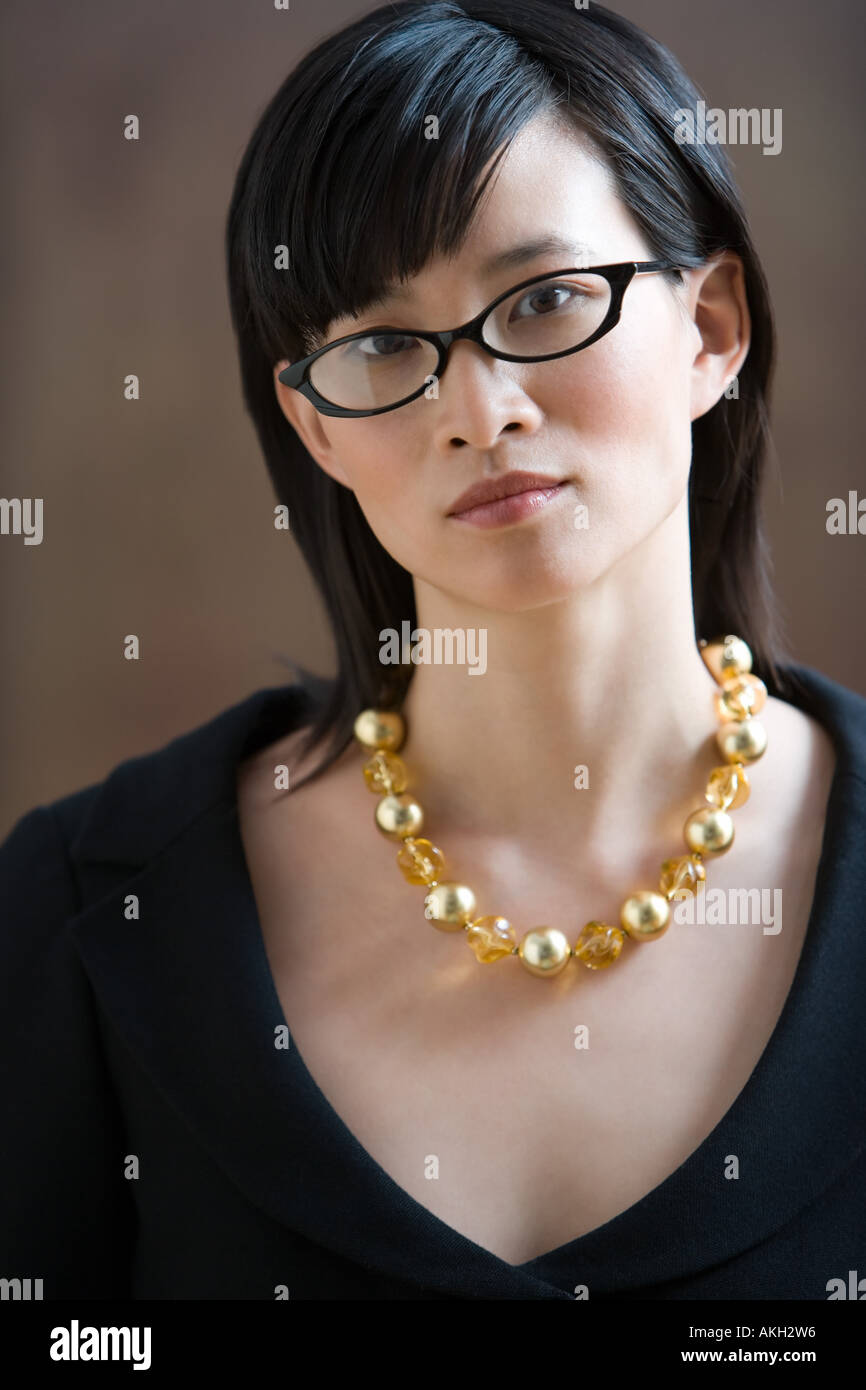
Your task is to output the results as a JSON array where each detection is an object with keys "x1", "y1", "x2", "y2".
[{"x1": 243, "y1": 10, "x2": 560, "y2": 361}]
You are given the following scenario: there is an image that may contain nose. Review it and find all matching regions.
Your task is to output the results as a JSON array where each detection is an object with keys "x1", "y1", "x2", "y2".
[{"x1": 431, "y1": 338, "x2": 542, "y2": 450}]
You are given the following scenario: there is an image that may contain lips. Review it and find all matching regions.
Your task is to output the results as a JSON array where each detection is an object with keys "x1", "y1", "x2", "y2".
[{"x1": 447, "y1": 471, "x2": 567, "y2": 516}]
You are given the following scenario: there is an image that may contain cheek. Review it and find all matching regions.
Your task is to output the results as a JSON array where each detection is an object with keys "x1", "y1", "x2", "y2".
[
  {"x1": 545, "y1": 312, "x2": 692, "y2": 474},
  {"x1": 531, "y1": 320, "x2": 693, "y2": 546},
  {"x1": 327, "y1": 421, "x2": 408, "y2": 511},
  {"x1": 327, "y1": 423, "x2": 434, "y2": 567},
  {"x1": 551, "y1": 298, "x2": 688, "y2": 414}
]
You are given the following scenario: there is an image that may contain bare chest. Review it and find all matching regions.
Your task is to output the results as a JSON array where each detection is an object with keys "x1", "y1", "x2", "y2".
[{"x1": 237, "y1": 752, "x2": 831, "y2": 1267}]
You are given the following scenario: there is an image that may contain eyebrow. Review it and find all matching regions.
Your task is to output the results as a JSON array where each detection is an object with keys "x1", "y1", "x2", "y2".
[{"x1": 362, "y1": 236, "x2": 598, "y2": 310}]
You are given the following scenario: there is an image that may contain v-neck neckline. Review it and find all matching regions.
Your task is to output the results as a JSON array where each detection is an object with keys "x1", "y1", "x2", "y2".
[{"x1": 220, "y1": 662, "x2": 866, "y2": 1290}]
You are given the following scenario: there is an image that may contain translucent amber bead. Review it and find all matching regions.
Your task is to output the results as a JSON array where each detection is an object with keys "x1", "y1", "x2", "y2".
[
  {"x1": 716, "y1": 718, "x2": 767, "y2": 764},
  {"x1": 659, "y1": 854, "x2": 706, "y2": 900},
  {"x1": 374, "y1": 793, "x2": 423, "y2": 839},
  {"x1": 573, "y1": 921, "x2": 624, "y2": 969},
  {"x1": 466, "y1": 916, "x2": 517, "y2": 963},
  {"x1": 353, "y1": 709, "x2": 405, "y2": 751},
  {"x1": 704, "y1": 763, "x2": 750, "y2": 811},
  {"x1": 699, "y1": 635, "x2": 753, "y2": 684},
  {"x1": 620, "y1": 891, "x2": 670, "y2": 940},
  {"x1": 362, "y1": 749, "x2": 407, "y2": 795},
  {"x1": 517, "y1": 927, "x2": 572, "y2": 977},
  {"x1": 715, "y1": 674, "x2": 767, "y2": 722},
  {"x1": 397, "y1": 837, "x2": 444, "y2": 885},
  {"x1": 683, "y1": 806, "x2": 734, "y2": 856},
  {"x1": 424, "y1": 882, "x2": 476, "y2": 931}
]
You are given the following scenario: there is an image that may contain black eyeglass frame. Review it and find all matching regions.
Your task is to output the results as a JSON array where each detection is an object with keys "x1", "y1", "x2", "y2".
[{"x1": 277, "y1": 260, "x2": 683, "y2": 418}]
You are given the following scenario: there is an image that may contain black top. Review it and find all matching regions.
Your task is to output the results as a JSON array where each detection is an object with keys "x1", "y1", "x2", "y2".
[{"x1": 2, "y1": 661, "x2": 866, "y2": 1301}]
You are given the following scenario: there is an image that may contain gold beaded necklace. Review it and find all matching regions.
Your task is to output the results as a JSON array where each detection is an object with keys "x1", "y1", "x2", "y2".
[{"x1": 353, "y1": 634, "x2": 768, "y2": 981}]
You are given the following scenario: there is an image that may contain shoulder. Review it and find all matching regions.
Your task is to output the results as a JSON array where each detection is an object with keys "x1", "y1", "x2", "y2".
[
  {"x1": 761, "y1": 694, "x2": 836, "y2": 803},
  {"x1": 753, "y1": 665, "x2": 866, "y2": 873},
  {"x1": 757, "y1": 664, "x2": 866, "y2": 942},
  {"x1": 768, "y1": 661, "x2": 866, "y2": 783}
]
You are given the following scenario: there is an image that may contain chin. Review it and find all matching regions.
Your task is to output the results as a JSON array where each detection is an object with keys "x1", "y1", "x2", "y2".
[{"x1": 440, "y1": 561, "x2": 605, "y2": 614}]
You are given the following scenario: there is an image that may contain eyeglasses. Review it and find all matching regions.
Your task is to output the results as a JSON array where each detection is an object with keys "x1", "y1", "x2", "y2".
[{"x1": 277, "y1": 261, "x2": 682, "y2": 418}]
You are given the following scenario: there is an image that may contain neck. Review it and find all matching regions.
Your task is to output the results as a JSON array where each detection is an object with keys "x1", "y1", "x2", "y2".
[{"x1": 396, "y1": 498, "x2": 722, "y2": 880}]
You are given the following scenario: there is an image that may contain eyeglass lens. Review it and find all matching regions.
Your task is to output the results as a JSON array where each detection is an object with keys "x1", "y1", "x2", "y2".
[{"x1": 307, "y1": 272, "x2": 614, "y2": 411}]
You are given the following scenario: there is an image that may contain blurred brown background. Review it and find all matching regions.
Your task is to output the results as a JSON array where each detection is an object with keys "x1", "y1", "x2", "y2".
[{"x1": 1, "y1": 0, "x2": 863, "y2": 837}]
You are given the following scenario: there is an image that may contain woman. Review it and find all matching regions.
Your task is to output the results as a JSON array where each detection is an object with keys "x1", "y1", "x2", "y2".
[{"x1": 2, "y1": 0, "x2": 864, "y2": 1302}]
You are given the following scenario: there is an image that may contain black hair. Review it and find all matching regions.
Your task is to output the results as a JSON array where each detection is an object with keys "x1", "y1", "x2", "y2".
[{"x1": 226, "y1": 0, "x2": 794, "y2": 784}]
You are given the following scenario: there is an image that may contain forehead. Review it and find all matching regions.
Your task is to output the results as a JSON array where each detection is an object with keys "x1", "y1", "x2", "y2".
[{"x1": 443, "y1": 118, "x2": 626, "y2": 266}]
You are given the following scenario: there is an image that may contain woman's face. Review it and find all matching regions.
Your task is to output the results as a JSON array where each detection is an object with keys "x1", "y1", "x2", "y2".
[{"x1": 274, "y1": 114, "x2": 749, "y2": 613}]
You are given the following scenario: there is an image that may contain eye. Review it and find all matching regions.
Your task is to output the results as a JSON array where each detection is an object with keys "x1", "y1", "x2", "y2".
[
  {"x1": 509, "y1": 282, "x2": 589, "y2": 322},
  {"x1": 345, "y1": 333, "x2": 422, "y2": 360}
]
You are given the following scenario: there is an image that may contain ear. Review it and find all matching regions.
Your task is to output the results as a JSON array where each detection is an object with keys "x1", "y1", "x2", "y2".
[
  {"x1": 686, "y1": 253, "x2": 751, "y2": 423},
  {"x1": 272, "y1": 361, "x2": 353, "y2": 489}
]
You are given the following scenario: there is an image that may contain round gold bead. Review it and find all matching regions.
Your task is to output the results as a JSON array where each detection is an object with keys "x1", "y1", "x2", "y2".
[
  {"x1": 396, "y1": 837, "x2": 444, "y2": 885},
  {"x1": 716, "y1": 717, "x2": 767, "y2": 765},
  {"x1": 683, "y1": 806, "x2": 735, "y2": 856},
  {"x1": 699, "y1": 635, "x2": 753, "y2": 684},
  {"x1": 423, "y1": 882, "x2": 476, "y2": 931},
  {"x1": 517, "y1": 927, "x2": 572, "y2": 977},
  {"x1": 374, "y1": 793, "x2": 424, "y2": 839},
  {"x1": 353, "y1": 708, "x2": 406, "y2": 751},
  {"x1": 620, "y1": 891, "x2": 671, "y2": 940},
  {"x1": 715, "y1": 673, "x2": 767, "y2": 722},
  {"x1": 466, "y1": 916, "x2": 517, "y2": 963},
  {"x1": 573, "y1": 921, "x2": 625, "y2": 969}
]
